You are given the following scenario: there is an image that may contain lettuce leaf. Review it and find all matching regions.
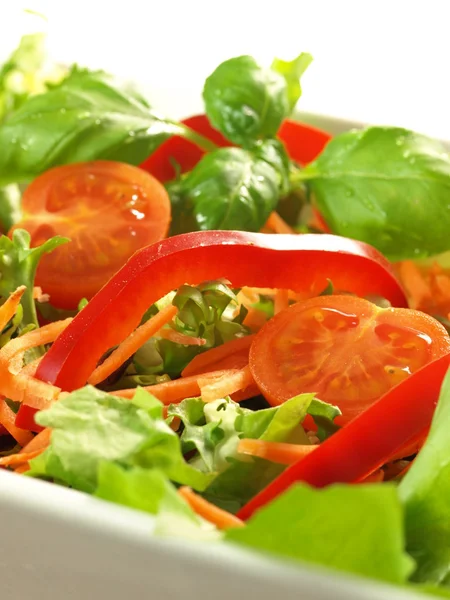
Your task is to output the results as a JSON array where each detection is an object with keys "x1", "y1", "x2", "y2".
[
  {"x1": 226, "y1": 483, "x2": 414, "y2": 584},
  {"x1": 95, "y1": 463, "x2": 220, "y2": 540},
  {"x1": 399, "y1": 367, "x2": 450, "y2": 586},
  {"x1": 30, "y1": 386, "x2": 213, "y2": 493}
]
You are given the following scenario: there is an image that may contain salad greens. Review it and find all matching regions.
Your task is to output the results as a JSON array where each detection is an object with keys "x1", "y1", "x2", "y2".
[
  {"x1": 3, "y1": 26, "x2": 450, "y2": 600},
  {"x1": 302, "y1": 127, "x2": 450, "y2": 261}
]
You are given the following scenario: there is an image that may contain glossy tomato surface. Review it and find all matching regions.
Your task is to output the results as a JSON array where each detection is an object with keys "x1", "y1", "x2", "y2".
[
  {"x1": 249, "y1": 295, "x2": 450, "y2": 422},
  {"x1": 11, "y1": 161, "x2": 171, "y2": 309}
]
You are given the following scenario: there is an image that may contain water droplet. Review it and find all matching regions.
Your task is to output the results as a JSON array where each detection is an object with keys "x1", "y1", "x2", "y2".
[
  {"x1": 403, "y1": 150, "x2": 411, "y2": 159},
  {"x1": 128, "y1": 131, "x2": 136, "y2": 137},
  {"x1": 95, "y1": 119, "x2": 101, "y2": 125}
]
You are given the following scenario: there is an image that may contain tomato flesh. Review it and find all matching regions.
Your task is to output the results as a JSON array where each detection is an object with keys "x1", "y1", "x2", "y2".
[
  {"x1": 249, "y1": 295, "x2": 450, "y2": 422},
  {"x1": 11, "y1": 161, "x2": 171, "y2": 309}
]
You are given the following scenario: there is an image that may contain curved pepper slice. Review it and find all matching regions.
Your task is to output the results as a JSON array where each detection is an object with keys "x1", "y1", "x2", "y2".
[
  {"x1": 237, "y1": 353, "x2": 450, "y2": 520},
  {"x1": 33, "y1": 231, "x2": 406, "y2": 394}
]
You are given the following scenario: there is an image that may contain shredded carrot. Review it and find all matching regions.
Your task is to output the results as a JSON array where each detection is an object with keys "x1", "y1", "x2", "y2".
[
  {"x1": 274, "y1": 289, "x2": 289, "y2": 314},
  {"x1": 14, "y1": 464, "x2": 31, "y2": 474},
  {"x1": 111, "y1": 369, "x2": 236, "y2": 403},
  {"x1": 0, "y1": 286, "x2": 26, "y2": 331},
  {"x1": 265, "y1": 212, "x2": 296, "y2": 234},
  {"x1": 181, "y1": 335, "x2": 254, "y2": 377},
  {"x1": 178, "y1": 486, "x2": 244, "y2": 530},
  {"x1": 397, "y1": 259, "x2": 450, "y2": 317},
  {"x1": 0, "y1": 449, "x2": 43, "y2": 468},
  {"x1": 157, "y1": 328, "x2": 206, "y2": 346},
  {"x1": 0, "y1": 398, "x2": 34, "y2": 447},
  {"x1": 33, "y1": 286, "x2": 50, "y2": 303},
  {"x1": 238, "y1": 438, "x2": 317, "y2": 465},
  {"x1": 242, "y1": 307, "x2": 268, "y2": 332},
  {"x1": 198, "y1": 365, "x2": 254, "y2": 402},
  {"x1": 88, "y1": 304, "x2": 178, "y2": 386},
  {"x1": 0, "y1": 319, "x2": 70, "y2": 408},
  {"x1": 362, "y1": 469, "x2": 385, "y2": 483},
  {"x1": 19, "y1": 427, "x2": 52, "y2": 455}
]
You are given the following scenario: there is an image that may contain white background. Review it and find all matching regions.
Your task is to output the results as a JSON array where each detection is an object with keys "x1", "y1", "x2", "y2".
[{"x1": 1, "y1": 0, "x2": 449, "y2": 139}]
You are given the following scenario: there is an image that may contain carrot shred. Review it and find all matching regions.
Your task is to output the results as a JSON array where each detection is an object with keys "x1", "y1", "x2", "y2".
[
  {"x1": 198, "y1": 365, "x2": 254, "y2": 403},
  {"x1": 238, "y1": 438, "x2": 317, "y2": 465},
  {"x1": 181, "y1": 335, "x2": 255, "y2": 377},
  {"x1": 88, "y1": 304, "x2": 178, "y2": 386},
  {"x1": 111, "y1": 369, "x2": 237, "y2": 403},
  {"x1": 265, "y1": 212, "x2": 296, "y2": 234},
  {"x1": 14, "y1": 464, "x2": 31, "y2": 474},
  {"x1": 0, "y1": 398, "x2": 34, "y2": 447},
  {"x1": 157, "y1": 328, "x2": 206, "y2": 346},
  {"x1": 242, "y1": 307, "x2": 268, "y2": 332},
  {"x1": 0, "y1": 286, "x2": 26, "y2": 331},
  {"x1": 178, "y1": 486, "x2": 244, "y2": 530},
  {"x1": 0, "y1": 319, "x2": 70, "y2": 408},
  {"x1": 274, "y1": 289, "x2": 289, "y2": 314},
  {"x1": 19, "y1": 427, "x2": 51, "y2": 455},
  {"x1": 0, "y1": 448, "x2": 43, "y2": 468}
]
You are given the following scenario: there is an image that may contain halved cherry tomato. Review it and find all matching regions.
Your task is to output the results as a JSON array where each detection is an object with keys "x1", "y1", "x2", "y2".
[
  {"x1": 249, "y1": 295, "x2": 450, "y2": 422},
  {"x1": 10, "y1": 161, "x2": 171, "y2": 309},
  {"x1": 140, "y1": 114, "x2": 331, "y2": 182}
]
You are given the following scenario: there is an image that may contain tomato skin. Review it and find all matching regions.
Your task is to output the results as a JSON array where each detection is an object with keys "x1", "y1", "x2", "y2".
[
  {"x1": 11, "y1": 161, "x2": 171, "y2": 309},
  {"x1": 140, "y1": 114, "x2": 331, "y2": 182},
  {"x1": 249, "y1": 295, "x2": 450, "y2": 422},
  {"x1": 238, "y1": 352, "x2": 450, "y2": 520}
]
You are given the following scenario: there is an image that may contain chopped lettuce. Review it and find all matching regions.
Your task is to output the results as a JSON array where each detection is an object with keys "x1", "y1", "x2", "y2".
[
  {"x1": 30, "y1": 386, "x2": 213, "y2": 493},
  {"x1": 95, "y1": 463, "x2": 220, "y2": 540},
  {"x1": 399, "y1": 367, "x2": 450, "y2": 586},
  {"x1": 0, "y1": 229, "x2": 67, "y2": 339},
  {"x1": 226, "y1": 483, "x2": 414, "y2": 585}
]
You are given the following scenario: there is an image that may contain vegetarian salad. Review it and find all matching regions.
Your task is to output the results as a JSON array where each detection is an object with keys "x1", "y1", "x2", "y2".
[{"x1": 2, "y1": 24, "x2": 450, "y2": 598}]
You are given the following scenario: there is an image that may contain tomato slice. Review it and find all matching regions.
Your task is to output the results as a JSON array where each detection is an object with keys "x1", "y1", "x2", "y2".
[
  {"x1": 10, "y1": 161, "x2": 171, "y2": 309},
  {"x1": 249, "y1": 295, "x2": 450, "y2": 422}
]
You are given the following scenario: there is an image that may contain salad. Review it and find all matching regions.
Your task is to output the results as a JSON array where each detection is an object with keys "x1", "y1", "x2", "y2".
[{"x1": 2, "y1": 25, "x2": 450, "y2": 598}]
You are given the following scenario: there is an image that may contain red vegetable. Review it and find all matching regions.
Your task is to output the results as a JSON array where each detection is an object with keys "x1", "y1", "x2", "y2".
[
  {"x1": 237, "y1": 353, "x2": 450, "y2": 520},
  {"x1": 33, "y1": 231, "x2": 405, "y2": 393},
  {"x1": 140, "y1": 115, "x2": 331, "y2": 182}
]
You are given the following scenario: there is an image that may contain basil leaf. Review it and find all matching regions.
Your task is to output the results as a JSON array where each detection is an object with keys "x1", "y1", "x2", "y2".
[
  {"x1": 271, "y1": 52, "x2": 313, "y2": 111},
  {"x1": 303, "y1": 127, "x2": 450, "y2": 261},
  {"x1": 203, "y1": 55, "x2": 289, "y2": 146},
  {"x1": 0, "y1": 67, "x2": 185, "y2": 185},
  {"x1": 177, "y1": 140, "x2": 290, "y2": 232}
]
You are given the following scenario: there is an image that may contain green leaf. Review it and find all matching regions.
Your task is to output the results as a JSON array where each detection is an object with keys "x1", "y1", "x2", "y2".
[
  {"x1": 0, "y1": 229, "x2": 67, "y2": 332},
  {"x1": 271, "y1": 53, "x2": 313, "y2": 111},
  {"x1": 306, "y1": 397, "x2": 341, "y2": 441},
  {"x1": 31, "y1": 386, "x2": 212, "y2": 493},
  {"x1": 0, "y1": 67, "x2": 186, "y2": 185},
  {"x1": 0, "y1": 184, "x2": 22, "y2": 231},
  {"x1": 399, "y1": 367, "x2": 450, "y2": 585},
  {"x1": 169, "y1": 394, "x2": 314, "y2": 512},
  {"x1": 95, "y1": 463, "x2": 220, "y2": 540},
  {"x1": 226, "y1": 483, "x2": 414, "y2": 584},
  {"x1": 177, "y1": 140, "x2": 290, "y2": 232},
  {"x1": 303, "y1": 127, "x2": 450, "y2": 261},
  {"x1": 203, "y1": 55, "x2": 289, "y2": 146}
]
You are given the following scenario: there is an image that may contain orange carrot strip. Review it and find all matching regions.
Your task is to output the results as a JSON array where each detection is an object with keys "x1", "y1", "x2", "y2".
[
  {"x1": 178, "y1": 486, "x2": 244, "y2": 530},
  {"x1": 0, "y1": 286, "x2": 26, "y2": 331},
  {"x1": 396, "y1": 261, "x2": 431, "y2": 310},
  {"x1": 14, "y1": 464, "x2": 31, "y2": 474},
  {"x1": 265, "y1": 212, "x2": 295, "y2": 234},
  {"x1": 19, "y1": 427, "x2": 51, "y2": 454},
  {"x1": 0, "y1": 398, "x2": 34, "y2": 447},
  {"x1": 0, "y1": 449, "x2": 43, "y2": 467},
  {"x1": 238, "y1": 439, "x2": 317, "y2": 465},
  {"x1": 182, "y1": 335, "x2": 255, "y2": 377},
  {"x1": 198, "y1": 365, "x2": 254, "y2": 403},
  {"x1": 157, "y1": 328, "x2": 206, "y2": 346},
  {"x1": 111, "y1": 369, "x2": 237, "y2": 403},
  {"x1": 242, "y1": 308, "x2": 268, "y2": 332},
  {"x1": 88, "y1": 305, "x2": 178, "y2": 386},
  {"x1": 274, "y1": 289, "x2": 289, "y2": 314},
  {"x1": 362, "y1": 469, "x2": 385, "y2": 483}
]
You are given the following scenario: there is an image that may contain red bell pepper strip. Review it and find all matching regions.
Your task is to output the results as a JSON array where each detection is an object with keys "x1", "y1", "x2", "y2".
[
  {"x1": 237, "y1": 353, "x2": 450, "y2": 521},
  {"x1": 140, "y1": 115, "x2": 332, "y2": 182},
  {"x1": 31, "y1": 231, "x2": 406, "y2": 397}
]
